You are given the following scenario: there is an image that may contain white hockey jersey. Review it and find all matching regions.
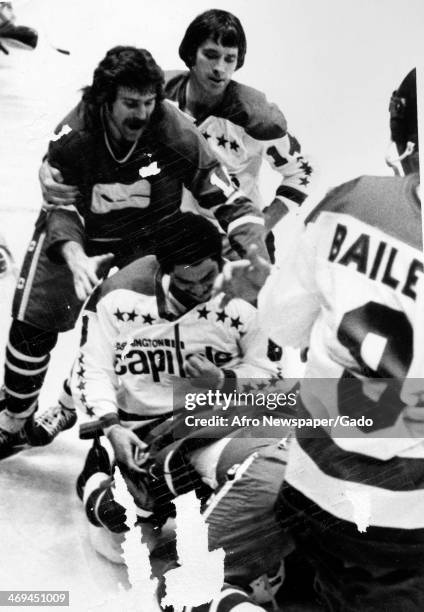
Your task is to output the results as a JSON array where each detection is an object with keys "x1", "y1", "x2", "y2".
[
  {"x1": 259, "y1": 174, "x2": 424, "y2": 530},
  {"x1": 165, "y1": 72, "x2": 313, "y2": 216},
  {"x1": 72, "y1": 256, "x2": 283, "y2": 428}
]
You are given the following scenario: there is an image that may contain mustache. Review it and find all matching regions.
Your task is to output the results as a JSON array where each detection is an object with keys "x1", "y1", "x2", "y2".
[{"x1": 125, "y1": 118, "x2": 146, "y2": 129}]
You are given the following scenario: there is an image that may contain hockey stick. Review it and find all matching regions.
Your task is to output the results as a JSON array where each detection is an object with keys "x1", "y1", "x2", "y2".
[{"x1": 49, "y1": 43, "x2": 70, "y2": 55}]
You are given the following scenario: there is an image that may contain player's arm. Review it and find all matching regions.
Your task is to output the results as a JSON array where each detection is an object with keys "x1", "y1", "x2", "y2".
[
  {"x1": 71, "y1": 294, "x2": 145, "y2": 471},
  {"x1": 186, "y1": 160, "x2": 268, "y2": 260},
  {"x1": 215, "y1": 216, "x2": 320, "y2": 346},
  {"x1": 262, "y1": 133, "x2": 314, "y2": 230},
  {"x1": 39, "y1": 106, "x2": 83, "y2": 208},
  {"x1": 39, "y1": 160, "x2": 79, "y2": 209},
  {"x1": 44, "y1": 134, "x2": 86, "y2": 256},
  {"x1": 44, "y1": 138, "x2": 113, "y2": 300},
  {"x1": 257, "y1": 218, "x2": 320, "y2": 349}
]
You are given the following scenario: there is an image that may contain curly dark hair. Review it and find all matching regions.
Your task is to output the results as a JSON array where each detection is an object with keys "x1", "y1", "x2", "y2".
[
  {"x1": 179, "y1": 9, "x2": 246, "y2": 70},
  {"x1": 82, "y1": 46, "x2": 164, "y2": 124},
  {"x1": 156, "y1": 213, "x2": 223, "y2": 274}
]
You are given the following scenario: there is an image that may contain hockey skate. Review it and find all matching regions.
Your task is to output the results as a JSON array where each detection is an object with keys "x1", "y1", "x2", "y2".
[
  {"x1": 0, "y1": 402, "x2": 29, "y2": 459},
  {"x1": 25, "y1": 403, "x2": 77, "y2": 446},
  {"x1": 0, "y1": 2, "x2": 38, "y2": 54}
]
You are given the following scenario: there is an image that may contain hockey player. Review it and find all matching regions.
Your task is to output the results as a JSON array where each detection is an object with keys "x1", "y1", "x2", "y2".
[
  {"x1": 40, "y1": 9, "x2": 313, "y2": 244},
  {"x1": 72, "y1": 212, "x2": 281, "y2": 463},
  {"x1": 0, "y1": 47, "x2": 267, "y2": 456},
  {"x1": 0, "y1": 2, "x2": 37, "y2": 54},
  {"x1": 221, "y1": 166, "x2": 423, "y2": 609},
  {"x1": 387, "y1": 68, "x2": 419, "y2": 176},
  {"x1": 72, "y1": 213, "x2": 293, "y2": 611},
  {"x1": 168, "y1": 9, "x2": 312, "y2": 228}
]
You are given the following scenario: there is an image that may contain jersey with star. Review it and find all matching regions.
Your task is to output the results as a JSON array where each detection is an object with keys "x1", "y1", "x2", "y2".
[
  {"x1": 72, "y1": 256, "x2": 283, "y2": 425},
  {"x1": 44, "y1": 99, "x2": 265, "y2": 261},
  {"x1": 165, "y1": 71, "x2": 314, "y2": 213}
]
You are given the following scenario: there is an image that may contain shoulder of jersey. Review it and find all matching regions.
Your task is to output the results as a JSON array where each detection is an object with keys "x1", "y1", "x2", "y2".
[
  {"x1": 217, "y1": 81, "x2": 287, "y2": 140},
  {"x1": 157, "y1": 99, "x2": 215, "y2": 163},
  {"x1": 164, "y1": 71, "x2": 287, "y2": 141},
  {"x1": 164, "y1": 69, "x2": 188, "y2": 99},
  {"x1": 306, "y1": 174, "x2": 422, "y2": 251},
  {"x1": 87, "y1": 256, "x2": 159, "y2": 311},
  {"x1": 50, "y1": 102, "x2": 93, "y2": 148}
]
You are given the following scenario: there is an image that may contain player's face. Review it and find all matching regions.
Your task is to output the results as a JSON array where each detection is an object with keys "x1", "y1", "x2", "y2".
[
  {"x1": 107, "y1": 87, "x2": 156, "y2": 143},
  {"x1": 170, "y1": 258, "x2": 220, "y2": 306},
  {"x1": 191, "y1": 38, "x2": 238, "y2": 96}
]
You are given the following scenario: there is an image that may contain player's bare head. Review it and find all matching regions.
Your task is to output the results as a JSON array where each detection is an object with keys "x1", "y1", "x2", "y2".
[
  {"x1": 179, "y1": 9, "x2": 246, "y2": 70},
  {"x1": 83, "y1": 46, "x2": 164, "y2": 111},
  {"x1": 156, "y1": 213, "x2": 223, "y2": 275}
]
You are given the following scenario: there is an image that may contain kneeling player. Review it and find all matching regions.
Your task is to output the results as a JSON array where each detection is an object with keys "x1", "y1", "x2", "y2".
[{"x1": 72, "y1": 213, "x2": 294, "y2": 610}]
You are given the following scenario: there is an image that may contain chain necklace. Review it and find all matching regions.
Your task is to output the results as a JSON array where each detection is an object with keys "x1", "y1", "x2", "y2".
[{"x1": 101, "y1": 107, "x2": 140, "y2": 164}]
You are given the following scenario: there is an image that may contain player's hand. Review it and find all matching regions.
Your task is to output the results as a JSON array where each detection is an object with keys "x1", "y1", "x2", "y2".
[
  {"x1": 185, "y1": 354, "x2": 225, "y2": 389},
  {"x1": 106, "y1": 425, "x2": 148, "y2": 473},
  {"x1": 214, "y1": 244, "x2": 271, "y2": 307},
  {"x1": 71, "y1": 253, "x2": 114, "y2": 301},
  {"x1": 263, "y1": 197, "x2": 290, "y2": 232},
  {"x1": 62, "y1": 242, "x2": 114, "y2": 301},
  {"x1": 39, "y1": 160, "x2": 80, "y2": 209}
]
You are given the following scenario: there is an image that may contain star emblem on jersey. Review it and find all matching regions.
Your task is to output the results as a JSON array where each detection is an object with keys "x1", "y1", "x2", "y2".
[
  {"x1": 197, "y1": 306, "x2": 210, "y2": 319},
  {"x1": 142, "y1": 313, "x2": 155, "y2": 325},
  {"x1": 75, "y1": 352, "x2": 93, "y2": 417},
  {"x1": 230, "y1": 140, "x2": 239, "y2": 152},
  {"x1": 216, "y1": 310, "x2": 228, "y2": 322},
  {"x1": 217, "y1": 134, "x2": 228, "y2": 148},
  {"x1": 300, "y1": 160, "x2": 313, "y2": 175},
  {"x1": 300, "y1": 177, "x2": 310, "y2": 186},
  {"x1": 256, "y1": 382, "x2": 267, "y2": 391},
  {"x1": 202, "y1": 131, "x2": 211, "y2": 140},
  {"x1": 268, "y1": 375, "x2": 279, "y2": 387},
  {"x1": 230, "y1": 316, "x2": 242, "y2": 329},
  {"x1": 243, "y1": 383, "x2": 254, "y2": 393},
  {"x1": 126, "y1": 310, "x2": 138, "y2": 322},
  {"x1": 114, "y1": 308, "x2": 125, "y2": 321}
]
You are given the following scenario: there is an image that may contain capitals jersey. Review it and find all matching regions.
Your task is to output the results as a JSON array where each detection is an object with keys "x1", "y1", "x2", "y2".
[
  {"x1": 259, "y1": 173, "x2": 424, "y2": 530},
  {"x1": 165, "y1": 71, "x2": 313, "y2": 214},
  {"x1": 45, "y1": 99, "x2": 265, "y2": 261},
  {"x1": 72, "y1": 256, "x2": 283, "y2": 427}
]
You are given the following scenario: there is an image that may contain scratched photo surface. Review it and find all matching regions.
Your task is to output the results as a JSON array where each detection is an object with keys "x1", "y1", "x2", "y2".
[{"x1": 0, "y1": 0, "x2": 422, "y2": 611}]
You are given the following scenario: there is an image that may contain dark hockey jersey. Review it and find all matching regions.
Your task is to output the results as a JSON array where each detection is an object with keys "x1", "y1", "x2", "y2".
[
  {"x1": 45, "y1": 99, "x2": 266, "y2": 261},
  {"x1": 259, "y1": 173, "x2": 424, "y2": 530},
  {"x1": 165, "y1": 71, "x2": 313, "y2": 214}
]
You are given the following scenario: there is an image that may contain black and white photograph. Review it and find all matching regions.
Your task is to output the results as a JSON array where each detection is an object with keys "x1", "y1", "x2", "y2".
[{"x1": 0, "y1": 1, "x2": 422, "y2": 610}]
